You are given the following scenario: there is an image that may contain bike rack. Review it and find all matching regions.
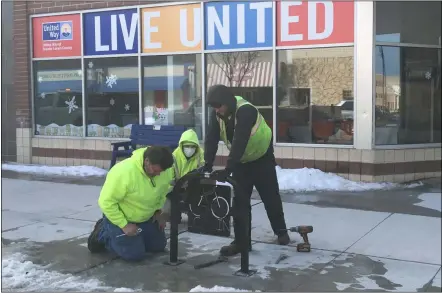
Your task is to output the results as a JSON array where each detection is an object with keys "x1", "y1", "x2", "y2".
[{"x1": 165, "y1": 171, "x2": 256, "y2": 277}]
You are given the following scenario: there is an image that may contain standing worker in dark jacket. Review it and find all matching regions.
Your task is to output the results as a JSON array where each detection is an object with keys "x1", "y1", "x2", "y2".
[{"x1": 201, "y1": 84, "x2": 290, "y2": 257}]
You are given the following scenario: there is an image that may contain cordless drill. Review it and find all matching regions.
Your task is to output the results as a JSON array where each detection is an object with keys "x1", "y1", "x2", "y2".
[{"x1": 284, "y1": 225, "x2": 313, "y2": 252}]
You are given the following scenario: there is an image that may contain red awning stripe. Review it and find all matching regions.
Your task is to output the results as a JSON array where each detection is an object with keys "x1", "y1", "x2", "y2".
[{"x1": 206, "y1": 62, "x2": 273, "y2": 88}]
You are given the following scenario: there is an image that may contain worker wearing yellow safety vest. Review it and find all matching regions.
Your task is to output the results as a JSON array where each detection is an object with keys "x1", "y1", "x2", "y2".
[
  {"x1": 172, "y1": 129, "x2": 205, "y2": 181},
  {"x1": 201, "y1": 84, "x2": 290, "y2": 257},
  {"x1": 87, "y1": 146, "x2": 175, "y2": 261}
]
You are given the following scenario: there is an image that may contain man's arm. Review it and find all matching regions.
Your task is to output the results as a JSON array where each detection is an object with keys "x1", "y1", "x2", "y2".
[
  {"x1": 98, "y1": 170, "x2": 129, "y2": 229},
  {"x1": 226, "y1": 105, "x2": 258, "y2": 171},
  {"x1": 204, "y1": 109, "x2": 221, "y2": 168}
]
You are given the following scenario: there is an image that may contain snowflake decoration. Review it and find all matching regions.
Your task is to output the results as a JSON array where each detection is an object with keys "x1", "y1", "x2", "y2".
[
  {"x1": 38, "y1": 76, "x2": 43, "y2": 83},
  {"x1": 40, "y1": 92, "x2": 46, "y2": 99},
  {"x1": 88, "y1": 61, "x2": 94, "y2": 68},
  {"x1": 124, "y1": 104, "x2": 130, "y2": 111},
  {"x1": 425, "y1": 71, "x2": 432, "y2": 80},
  {"x1": 110, "y1": 98, "x2": 115, "y2": 106},
  {"x1": 65, "y1": 96, "x2": 79, "y2": 114},
  {"x1": 106, "y1": 74, "x2": 118, "y2": 88}
]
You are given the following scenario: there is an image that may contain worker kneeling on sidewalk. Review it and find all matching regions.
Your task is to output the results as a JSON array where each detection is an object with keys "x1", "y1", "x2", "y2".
[
  {"x1": 202, "y1": 84, "x2": 290, "y2": 257},
  {"x1": 87, "y1": 146, "x2": 174, "y2": 261}
]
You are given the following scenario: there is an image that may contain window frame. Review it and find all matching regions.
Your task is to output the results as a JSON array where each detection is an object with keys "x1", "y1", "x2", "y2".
[
  {"x1": 274, "y1": 47, "x2": 356, "y2": 146},
  {"x1": 374, "y1": 1, "x2": 441, "y2": 48},
  {"x1": 29, "y1": 2, "x2": 441, "y2": 148},
  {"x1": 373, "y1": 1, "x2": 442, "y2": 149},
  {"x1": 32, "y1": 59, "x2": 84, "y2": 137},
  {"x1": 140, "y1": 53, "x2": 203, "y2": 137}
]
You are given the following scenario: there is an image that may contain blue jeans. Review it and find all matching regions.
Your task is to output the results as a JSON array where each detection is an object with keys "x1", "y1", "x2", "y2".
[{"x1": 98, "y1": 216, "x2": 167, "y2": 261}]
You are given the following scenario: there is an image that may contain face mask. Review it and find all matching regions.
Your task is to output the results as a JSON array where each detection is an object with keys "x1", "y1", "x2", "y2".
[{"x1": 183, "y1": 147, "x2": 196, "y2": 158}]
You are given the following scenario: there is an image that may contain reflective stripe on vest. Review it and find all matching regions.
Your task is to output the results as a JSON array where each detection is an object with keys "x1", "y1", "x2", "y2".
[{"x1": 217, "y1": 99, "x2": 262, "y2": 151}]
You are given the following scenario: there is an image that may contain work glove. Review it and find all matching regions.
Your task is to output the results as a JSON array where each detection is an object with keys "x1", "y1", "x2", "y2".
[
  {"x1": 211, "y1": 168, "x2": 232, "y2": 183},
  {"x1": 152, "y1": 210, "x2": 169, "y2": 231}
]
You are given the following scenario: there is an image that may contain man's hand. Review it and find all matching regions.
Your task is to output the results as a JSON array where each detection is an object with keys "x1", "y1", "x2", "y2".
[
  {"x1": 211, "y1": 168, "x2": 231, "y2": 182},
  {"x1": 122, "y1": 223, "x2": 139, "y2": 236},
  {"x1": 153, "y1": 210, "x2": 169, "y2": 230}
]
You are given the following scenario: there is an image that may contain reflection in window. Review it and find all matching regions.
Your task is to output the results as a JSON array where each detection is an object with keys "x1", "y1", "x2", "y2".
[
  {"x1": 205, "y1": 51, "x2": 273, "y2": 134},
  {"x1": 375, "y1": 46, "x2": 441, "y2": 145},
  {"x1": 376, "y1": 1, "x2": 441, "y2": 45},
  {"x1": 85, "y1": 57, "x2": 139, "y2": 138},
  {"x1": 276, "y1": 47, "x2": 354, "y2": 144},
  {"x1": 33, "y1": 60, "x2": 83, "y2": 136},
  {"x1": 142, "y1": 54, "x2": 202, "y2": 139}
]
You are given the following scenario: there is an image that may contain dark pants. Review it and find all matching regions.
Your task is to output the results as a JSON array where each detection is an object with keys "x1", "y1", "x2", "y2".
[
  {"x1": 98, "y1": 216, "x2": 167, "y2": 261},
  {"x1": 232, "y1": 146, "x2": 288, "y2": 243}
]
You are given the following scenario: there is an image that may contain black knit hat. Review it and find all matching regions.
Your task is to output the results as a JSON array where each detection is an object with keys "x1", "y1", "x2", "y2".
[{"x1": 206, "y1": 84, "x2": 237, "y2": 113}]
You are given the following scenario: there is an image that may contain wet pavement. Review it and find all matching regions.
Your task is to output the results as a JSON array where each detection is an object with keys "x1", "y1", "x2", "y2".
[{"x1": 1, "y1": 171, "x2": 441, "y2": 292}]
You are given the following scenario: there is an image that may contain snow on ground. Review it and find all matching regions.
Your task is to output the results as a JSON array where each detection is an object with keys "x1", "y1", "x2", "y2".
[
  {"x1": 189, "y1": 285, "x2": 255, "y2": 292},
  {"x1": 1, "y1": 253, "x2": 136, "y2": 292},
  {"x1": 276, "y1": 166, "x2": 422, "y2": 192},
  {"x1": 1, "y1": 252, "x2": 255, "y2": 292},
  {"x1": 2, "y1": 163, "x2": 107, "y2": 177},
  {"x1": 2, "y1": 163, "x2": 422, "y2": 192},
  {"x1": 413, "y1": 193, "x2": 442, "y2": 212}
]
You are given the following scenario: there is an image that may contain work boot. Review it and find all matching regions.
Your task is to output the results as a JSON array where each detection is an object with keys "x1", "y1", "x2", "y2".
[
  {"x1": 277, "y1": 232, "x2": 290, "y2": 245},
  {"x1": 219, "y1": 240, "x2": 252, "y2": 257},
  {"x1": 87, "y1": 218, "x2": 106, "y2": 253}
]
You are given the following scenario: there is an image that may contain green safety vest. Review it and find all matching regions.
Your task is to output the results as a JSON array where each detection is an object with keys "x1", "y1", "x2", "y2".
[{"x1": 218, "y1": 96, "x2": 272, "y2": 163}]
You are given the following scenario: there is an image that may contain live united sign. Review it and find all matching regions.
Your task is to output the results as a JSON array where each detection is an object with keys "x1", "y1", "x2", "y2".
[{"x1": 32, "y1": 1, "x2": 354, "y2": 58}]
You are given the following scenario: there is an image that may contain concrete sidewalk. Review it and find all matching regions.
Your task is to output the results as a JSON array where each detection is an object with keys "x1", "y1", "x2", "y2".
[{"x1": 1, "y1": 176, "x2": 441, "y2": 292}]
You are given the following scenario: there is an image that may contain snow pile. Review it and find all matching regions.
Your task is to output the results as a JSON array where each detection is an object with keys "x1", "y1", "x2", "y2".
[
  {"x1": 276, "y1": 166, "x2": 421, "y2": 192},
  {"x1": 114, "y1": 288, "x2": 137, "y2": 292},
  {"x1": 190, "y1": 285, "x2": 254, "y2": 292},
  {"x1": 1, "y1": 253, "x2": 135, "y2": 292},
  {"x1": 2, "y1": 163, "x2": 107, "y2": 177},
  {"x1": 2, "y1": 163, "x2": 423, "y2": 192}
]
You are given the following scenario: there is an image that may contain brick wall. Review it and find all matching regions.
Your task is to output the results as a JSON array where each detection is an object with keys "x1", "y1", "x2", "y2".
[
  {"x1": 2, "y1": 0, "x2": 16, "y2": 162},
  {"x1": 13, "y1": 0, "x2": 150, "y2": 129},
  {"x1": 13, "y1": 1, "x2": 31, "y2": 128}
]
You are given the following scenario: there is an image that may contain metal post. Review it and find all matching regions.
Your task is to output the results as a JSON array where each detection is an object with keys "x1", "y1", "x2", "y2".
[
  {"x1": 239, "y1": 210, "x2": 250, "y2": 273},
  {"x1": 234, "y1": 193, "x2": 256, "y2": 277},
  {"x1": 164, "y1": 193, "x2": 185, "y2": 266}
]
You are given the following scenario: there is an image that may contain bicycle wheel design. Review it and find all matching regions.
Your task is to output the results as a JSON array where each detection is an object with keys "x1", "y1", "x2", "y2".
[
  {"x1": 188, "y1": 196, "x2": 205, "y2": 218},
  {"x1": 210, "y1": 196, "x2": 230, "y2": 219}
]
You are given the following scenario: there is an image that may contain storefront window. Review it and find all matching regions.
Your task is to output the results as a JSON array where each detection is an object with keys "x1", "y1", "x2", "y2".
[
  {"x1": 142, "y1": 54, "x2": 203, "y2": 140},
  {"x1": 276, "y1": 47, "x2": 354, "y2": 144},
  {"x1": 33, "y1": 60, "x2": 83, "y2": 137},
  {"x1": 85, "y1": 57, "x2": 139, "y2": 138},
  {"x1": 205, "y1": 50, "x2": 273, "y2": 135},
  {"x1": 376, "y1": 1, "x2": 441, "y2": 45},
  {"x1": 375, "y1": 46, "x2": 441, "y2": 145}
]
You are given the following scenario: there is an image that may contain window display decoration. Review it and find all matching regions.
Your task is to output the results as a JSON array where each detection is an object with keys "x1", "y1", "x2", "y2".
[
  {"x1": 105, "y1": 74, "x2": 118, "y2": 88},
  {"x1": 65, "y1": 96, "x2": 79, "y2": 114}
]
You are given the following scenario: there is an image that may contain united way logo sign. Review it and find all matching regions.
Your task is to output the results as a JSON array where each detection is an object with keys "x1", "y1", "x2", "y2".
[
  {"x1": 42, "y1": 21, "x2": 74, "y2": 41},
  {"x1": 32, "y1": 14, "x2": 81, "y2": 58}
]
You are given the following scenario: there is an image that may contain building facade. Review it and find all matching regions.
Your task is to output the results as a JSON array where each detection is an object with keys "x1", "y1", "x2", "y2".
[{"x1": 9, "y1": 0, "x2": 441, "y2": 182}]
